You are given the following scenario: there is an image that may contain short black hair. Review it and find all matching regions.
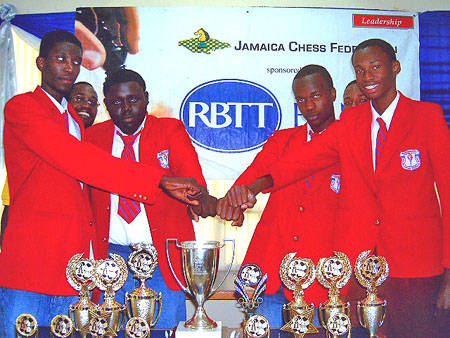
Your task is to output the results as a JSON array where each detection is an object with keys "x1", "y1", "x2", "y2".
[
  {"x1": 292, "y1": 65, "x2": 334, "y2": 91},
  {"x1": 103, "y1": 69, "x2": 147, "y2": 97},
  {"x1": 352, "y1": 38, "x2": 397, "y2": 64},
  {"x1": 39, "y1": 30, "x2": 82, "y2": 58},
  {"x1": 344, "y1": 80, "x2": 358, "y2": 94},
  {"x1": 72, "y1": 81, "x2": 95, "y2": 92}
]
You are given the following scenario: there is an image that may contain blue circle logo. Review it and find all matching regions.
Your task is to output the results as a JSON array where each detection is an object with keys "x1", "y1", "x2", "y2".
[{"x1": 180, "y1": 79, "x2": 281, "y2": 153}]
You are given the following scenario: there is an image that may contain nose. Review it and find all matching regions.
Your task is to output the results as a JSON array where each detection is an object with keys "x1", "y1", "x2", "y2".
[
  {"x1": 64, "y1": 60, "x2": 75, "y2": 74},
  {"x1": 123, "y1": 100, "x2": 132, "y2": 112},
  {"x1": 363, "y1": 69, "x2": 374, "y2": 82},
  {"x1": 305, "y1": 98, "x2": 315, "y2": 111}
]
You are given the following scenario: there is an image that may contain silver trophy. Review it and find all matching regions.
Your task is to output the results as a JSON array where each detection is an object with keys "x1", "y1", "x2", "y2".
[
  {"x1": 125, "y1": 243, "x2": 163, "y2": 329},
  {"x1": 166, "y1": 239, "x2": 235, "y2": 330}
]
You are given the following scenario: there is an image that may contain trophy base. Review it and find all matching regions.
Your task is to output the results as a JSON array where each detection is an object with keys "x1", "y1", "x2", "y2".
[{"x1": 175, "y1": 321, "x2": 222, "y2": 338}]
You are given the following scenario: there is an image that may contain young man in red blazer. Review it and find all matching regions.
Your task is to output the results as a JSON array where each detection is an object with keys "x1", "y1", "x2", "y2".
[
  {"x1": 218, "y1": 39, "x2": 450, "y2": 337},
  {"x1": 0, "y1": 30, "x2": 203, "y2": 337},
  {"x1": 86, "y1": 69, "x2": 215, "y2": 328},
  {"x1": 218, "y1": 65, "x2": 339, "y2": 326}
]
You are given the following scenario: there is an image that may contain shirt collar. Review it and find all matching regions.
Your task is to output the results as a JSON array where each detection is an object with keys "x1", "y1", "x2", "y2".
[
  {"x1": 40, "y1": 86, "x2": 68, "y2": 114},
  {"x1": 115, "y1": 115, "x2": 147, "y2": 138},
  {"x1": 370, "y1": 91, "x2": 400, "y2": 130}
]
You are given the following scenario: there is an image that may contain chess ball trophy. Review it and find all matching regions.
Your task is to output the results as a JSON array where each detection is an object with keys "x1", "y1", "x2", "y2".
[
  {"x1": 15, "y1": 314, "x2": 38, "y2": 338},
  {"x1": 166, "y1": 239, "x2": 235, "y2": 330},
  {"x1": 234, "y1": 264, "x2": 271, "y2": 338},
  {"x1": 355, "y1": 250, "x2": 389, "y2": 338},
  {"x1": 50, "y1": 315, "x2": 74, "y2": 338},
  {"x1": 279, "y1": 253, "x2": 318, "y2": 338},
  {"x1": 66, "y1": 253, "x2": 97, "y2": 338},
  {"x1": 125, "y1": 317, "x2": 151, "y2": 338},
  {"x1": 93, "y1": 253, "x2": 128, "y2": 336},
  {"x1": 125, "y1": 243, "x2": 163, "y2": 329},
  {"x1": 317, "y1": 251, "x2": 352, "y2": 338}
]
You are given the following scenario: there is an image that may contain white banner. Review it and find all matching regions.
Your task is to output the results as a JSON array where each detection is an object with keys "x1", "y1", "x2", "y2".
[{"x1": 78, "y1": 7, "x2": 419, "y2": 179}]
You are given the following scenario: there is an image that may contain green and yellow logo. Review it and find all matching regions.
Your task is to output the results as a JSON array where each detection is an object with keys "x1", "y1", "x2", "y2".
[{"x1": 179, "y1": 28, "x2": 231, "y2": 54}]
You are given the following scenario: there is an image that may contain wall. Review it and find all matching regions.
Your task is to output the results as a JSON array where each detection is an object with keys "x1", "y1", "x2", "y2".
[{"x1": 5, "y1": 0, "x2": 450, "y2": 14}]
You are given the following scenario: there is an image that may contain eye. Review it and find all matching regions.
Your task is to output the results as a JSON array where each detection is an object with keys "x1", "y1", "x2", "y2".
[
  {"x1": 74, "y1": 96, "x2": 83, "y2": 103},
  {"x1": 129, "y1": 96, "x2": 139, "y2": 103},
  {"x1": 355, "y1": 69, "x2": 364, "y2": 74},
  {"x1": 373, "y1": 64, "x2": 381, "y2": 70},
  {"x1": 56, "y1": 56, "x2": 65, "y2": 62},
  {"x1": 344, "y1": 100, "x2": 352, "y2": 106},
  {"x1": 112, "y1": 99, "x2": 122, "y2": 106},
  {"x1": 313, "y1": 93, "x2": 321, "y2": 99},
  {"x1": 73, "y1": 60, "x2": 81, "y2": 66},
  {"x1": 297, "y1": 98, "x2": 305, "y2": 103},
  {"x1": 87, "y1": 99, "x2": 98, "y2": 106},
  {"x1": 360, "y1": 98, "x2": 368, "y2": 103}
]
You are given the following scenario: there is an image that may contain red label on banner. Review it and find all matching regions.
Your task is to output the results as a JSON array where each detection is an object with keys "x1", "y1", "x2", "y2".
[{"x1": 353, "y1": 14, "x2": 414, "y2": 29}]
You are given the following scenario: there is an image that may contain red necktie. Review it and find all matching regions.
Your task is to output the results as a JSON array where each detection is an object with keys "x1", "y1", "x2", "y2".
[
  {"x1": 117, "y1": 131, "x2": 142, "y2": 223},
  {"x1": 375, "y1": 118, "x2": 388, "y2": 170},
  {"x1": 305, "y1": 130, "x2": 319, "y2": 188}
]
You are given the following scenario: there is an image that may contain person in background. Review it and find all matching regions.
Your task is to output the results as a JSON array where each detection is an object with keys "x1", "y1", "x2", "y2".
[
  {"x1": 217, "y1": 65, "x2": 339, "y2": 326},
  {"x1": 342, "y1": 80, "x2": 368, "y2": 110}
]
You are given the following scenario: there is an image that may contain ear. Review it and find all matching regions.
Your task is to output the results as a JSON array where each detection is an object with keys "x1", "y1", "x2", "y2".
[
  {"x1": 36, "y1": 56, "x2": 45, "y2": 72},
  {"x1": 392, "y1": 60, "x2": 401, "y2": 75},
  {"x1": 144, "y1": 91, "x2": 149, "y2": 106},
  {"x1": 330, "y1": 87, "x2": 337, "y2": 102}
]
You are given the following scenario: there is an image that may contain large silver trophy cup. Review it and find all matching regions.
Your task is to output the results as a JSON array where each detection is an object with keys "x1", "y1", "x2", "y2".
[{"x1": 166, "y1": 239, "x2": 235, "y2": 330}]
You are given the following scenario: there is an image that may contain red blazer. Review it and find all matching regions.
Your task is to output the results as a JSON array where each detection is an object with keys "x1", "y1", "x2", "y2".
[
  {"x1": 236, "y1": 125, "x2": 340, "y2": 304},
  {"x1": 86, "y1": 116, "x2": 206, "y2": 291},
  {"x1": 271, "y1": 94, "x2": 450, "y2": 277},
  {"x1": 0, "y1": 87, "x2": 168, "y2": 295}
]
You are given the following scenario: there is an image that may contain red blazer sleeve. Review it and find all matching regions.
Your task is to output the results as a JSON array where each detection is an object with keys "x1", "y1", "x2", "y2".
[{"x1": 4, "y1": 91, "x2": 164, "y2": 204}]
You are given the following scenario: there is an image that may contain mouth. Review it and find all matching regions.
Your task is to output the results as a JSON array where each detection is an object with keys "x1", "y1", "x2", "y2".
[
  {"x1": 60, "y1": 77, "x2": 74, "y2": 86},
  {"x1": 304, "y1": 113, "x2": 318, "y2": 121},
  {"x1": 77, "y1": 111, "x2": 91, "y2": 118},
  {"x1": 123, "y1": 116, "x2": 135, "y2": 124},
  {"x1": 364, "y1": 83, "x2": 379, "y2": 92}
]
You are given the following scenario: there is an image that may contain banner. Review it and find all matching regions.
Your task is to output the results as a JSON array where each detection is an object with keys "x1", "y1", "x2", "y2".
[{"x1": 76, "y1": 7, "x2": 419, "y2": 179}]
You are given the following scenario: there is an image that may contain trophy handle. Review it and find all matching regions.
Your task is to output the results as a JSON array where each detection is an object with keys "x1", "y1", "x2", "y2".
[
  {"x1": 68, "y1": 305, "x2": 76, "y2": 330},
  {"x1": 165, "y1": 238, "x2": 191, "y2": 296},
  {"x1": 318, "y1": 306, "x2": 326, "y2": 328},
  {"x1": 124, "y1": 292, "x2": 131, "y2": 319},
  {"x1": 210, "y1": 239, "x2": 235, "y2": 297},
  {"x1": 120, "y1": 304, "x2": 127, "y2": 330},
  {"x1": 150, "y1": 292, "x2": 163, "y2": 327},
  {"x1": 356, "y1": 302, "x2": 365, "y2": 328}
]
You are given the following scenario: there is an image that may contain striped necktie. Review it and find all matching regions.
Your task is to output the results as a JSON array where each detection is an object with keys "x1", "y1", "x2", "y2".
[
  {"x1": 117, "y1": 131, "x2": 142, "y2": 223},
  {"x1": 305, "y1": 130, "x2": 320, "y2": 188},
  {"x1": 375, "y1": 117, "x2": 388, "y2": 170},
  {"x1": 62, "y1": 111, "x2": 69, "y2": 129}
]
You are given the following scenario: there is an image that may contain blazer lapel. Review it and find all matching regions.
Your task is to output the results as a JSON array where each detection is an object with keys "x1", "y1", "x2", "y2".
[
  {"x1": 34, "y1": 87, "x2": 68, "y2": 130},
  {"x1": 376, "y1": 93, "x2": 413, "y2": 173},
  {"x1": 68, "y1": 104, "x2": 85, "y2": 138},
  {"x1": 139, "y1": 115, "x2": 158, "y2": 165}
]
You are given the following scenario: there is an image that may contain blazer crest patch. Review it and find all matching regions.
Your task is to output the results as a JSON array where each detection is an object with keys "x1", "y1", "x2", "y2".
[
  {"x1": 157, "y1": 149, "x2": 170, "y2": 169},
  {"x1": 330, "y1": 174, "x2": 341, "y2": 193},
  {"x1": 400, "y1": 149, "x2": 421, "y2": 171}
]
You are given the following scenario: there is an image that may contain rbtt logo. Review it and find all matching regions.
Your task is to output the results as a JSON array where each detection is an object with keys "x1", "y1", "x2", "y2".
[{"x1": 180, "y1": 79, "x2": 281, "y2": 153}]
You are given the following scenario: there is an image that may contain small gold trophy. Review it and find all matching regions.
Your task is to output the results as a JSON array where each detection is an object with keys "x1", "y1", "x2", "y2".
[
  {"x1": 93, "y1": 253, "x2": 128, "y2": 337},
  {"x1": 66, "y1": 253, "x2": 97, "y2": 338},
  {"x1": 50, "y1": 315, "x2": 74, "y2": 338},
  {"x1": 317, "y1": 251, "x2": 352, "y2": 338},
  {"x1": 125, "y1": 317, "x2": 151, "y2": 338},
  {"x1": 15, "y1": 314, "x2": 38, "y2": 338},
  {"x1": 354, "y1": 250, "x2": 389, "y2": 338},
  {"x1": 279, "y1": 252, "x2": 318, "y2": 338},
  {"x1": 234, "y1": 264, "x2": 270, "y2": 338},
  {"x1": 125, "y1": 243, "x2": 162, "y2": 329}
]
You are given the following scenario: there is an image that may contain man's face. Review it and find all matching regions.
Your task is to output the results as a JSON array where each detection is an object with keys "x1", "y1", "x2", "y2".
[
  {"x1": 104, "y1": 81, "x2": 148, "y2": 135},
  {"x1": 36, "y1": 42, "x2": 82, "y2": 102},
  {"x1": 343, "y1": 83, "x2": 368, "y2": 110},
  {"x1": 352, "y1": 46, "x2": 400, "y2": 107},
  {"x1": 69, "y1": 84, "x2": 98, "y2": 128},
  {"x1": 293, "y1": 73, "x2": 336, "y2": 133}
]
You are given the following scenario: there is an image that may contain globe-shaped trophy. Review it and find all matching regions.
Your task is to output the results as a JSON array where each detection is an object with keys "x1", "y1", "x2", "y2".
[
  {"x1": 66, "y1": 253, "x2": 97, "y2": 338},
  {"x1": 317, "y1": 251, "x2": 352, "y2": 338},
  {"x1": 92, "y1": 253, "x2": 128, "y2": 337},
  {"x1": 354, "y1": 250, "x2": 389, "y2": 338},
  {"x1": 125, "y1": 243, "x2": 162, "y2": 329},
  {"x1": 279, "y1": 252, "x2": 318, "y2": 338}
]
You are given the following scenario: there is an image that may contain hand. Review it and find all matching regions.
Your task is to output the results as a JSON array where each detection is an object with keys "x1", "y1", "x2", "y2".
[
  {"x1": 226, "y1": 185, "x2": 257, "y2": 210},
  {"x1": 436, "y1": 268, "x2": 450, "y2": 317},
  {"x1": 159, "y1": 176, "x2": 202, "y2": 206},
  {"x1": 216, "y1": 197, "x2": 245, "y2": 226},
  {"x1": 188, "y1": 186, "x2": 218, "y2": 221}
]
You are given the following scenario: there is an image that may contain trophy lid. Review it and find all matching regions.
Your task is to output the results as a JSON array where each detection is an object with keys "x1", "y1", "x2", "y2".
[{"x1": 180, "y1": 240, "x2": 221, "y2": 249}]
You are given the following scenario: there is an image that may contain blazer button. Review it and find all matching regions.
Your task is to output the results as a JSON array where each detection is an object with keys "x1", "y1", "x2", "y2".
[
  {"x1": 103, "y1": 237, "x2": 107, "y2": 242},
  {"x1": 139, "y1": 194, "x2": 143, "y2": 199},
  {"x1": 374, "y1": 219, "x2": 380, "y2": 225},
  {"x1": 293, "y1": 236, "x2": 299, "y2": 241},
  {"x1": 106, "y1": 206, "x2": 110, "y2": 211},
  {"x1": 89, "y1": 221, "x2": 93, "y2": 226},
  {"x1": 133, "y1": 194, "x2": 138, "y2": 198},
  {"x1": 143, "y1": 196, "x2": 148, "y2": 201},
  {"x1": 299, "y1": 206, "x2": 305, "y2": 212}
]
